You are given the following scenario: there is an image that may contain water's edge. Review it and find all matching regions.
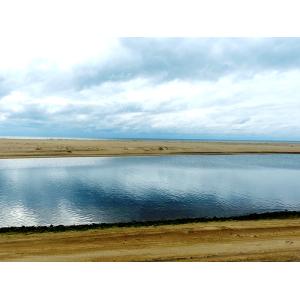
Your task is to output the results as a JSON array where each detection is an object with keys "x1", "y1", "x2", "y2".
[
  {"x1": 1, "y1": 151, "x2": 300, "y2": 160},
  {"x1": 1, "y1": 210, "x2": 300, "y2": 234}
]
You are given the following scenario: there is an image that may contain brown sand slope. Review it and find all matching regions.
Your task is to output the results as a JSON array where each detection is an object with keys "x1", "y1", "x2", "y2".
[
  {"x1": 0, "y1": 139, "x2": 299, "y2": 158},
  {"x1": 1, "y1": 219, "x2": 300, "y2": 261}
]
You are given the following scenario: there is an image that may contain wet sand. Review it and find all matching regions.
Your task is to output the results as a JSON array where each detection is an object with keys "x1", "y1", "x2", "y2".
[
  {"x1": 0, "y1": 138, "x2": 299, "y2": 158},
  {"x1": 1, "y1": 218, "x2": 300, "y2": 261}
]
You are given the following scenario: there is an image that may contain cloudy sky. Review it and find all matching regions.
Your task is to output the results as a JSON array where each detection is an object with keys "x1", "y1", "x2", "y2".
[{"x1": 1, "y1": 35, "x2": 300, "y2": 140}]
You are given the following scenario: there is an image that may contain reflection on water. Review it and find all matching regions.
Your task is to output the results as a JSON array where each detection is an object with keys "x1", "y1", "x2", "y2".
[{"x1": 0, "y1": 155, "x2": 300, "y2": 227}]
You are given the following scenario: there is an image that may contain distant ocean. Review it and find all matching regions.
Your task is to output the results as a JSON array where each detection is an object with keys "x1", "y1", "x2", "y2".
[{"x1": 0, "y1": 136, "x2": 299, "y2": 143}]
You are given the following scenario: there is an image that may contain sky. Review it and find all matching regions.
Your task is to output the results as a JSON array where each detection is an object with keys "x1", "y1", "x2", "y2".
[{"x1": 0, "y1": 32, "x2": 300, "y2": 139}]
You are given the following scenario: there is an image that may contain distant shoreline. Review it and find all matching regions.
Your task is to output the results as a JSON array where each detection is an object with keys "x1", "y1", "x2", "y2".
[
  {"x1": 0, "y1": 138, "x2": 300, "y2": 159},
  {"x1": 1, "y1": 136, "x2": 300, "y2": 143}
]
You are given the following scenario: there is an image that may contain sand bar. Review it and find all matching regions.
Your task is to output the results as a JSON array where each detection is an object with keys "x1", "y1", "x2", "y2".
[{"x1": 0, "y1": 139, "x2": 299, "y2": 158}]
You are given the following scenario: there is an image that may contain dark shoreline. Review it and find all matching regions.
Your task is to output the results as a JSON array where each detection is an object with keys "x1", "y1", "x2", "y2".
[{"x1": 1, "y1": 210, "x2": 300, "y2": 234}]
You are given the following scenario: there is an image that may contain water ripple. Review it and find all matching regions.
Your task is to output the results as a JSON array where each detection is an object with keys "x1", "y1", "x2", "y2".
[{"x1": 0, "y1": 155, "x2": 300, "y2": 226}]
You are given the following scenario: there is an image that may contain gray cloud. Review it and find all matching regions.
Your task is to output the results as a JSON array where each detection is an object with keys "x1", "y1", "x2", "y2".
[
  {"x1": 3, "y1": 38, "x2": 300, "y2": 94},
  {"x1": 71, "y1": 38, "x2": 300, "y2": 90},
  {"x1": 0, "y1": 38, "x2": 300, "y2": 140}
]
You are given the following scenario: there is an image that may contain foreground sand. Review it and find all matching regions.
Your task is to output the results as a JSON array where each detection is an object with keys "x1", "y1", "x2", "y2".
[
  {"x1": 0, "y1": 139, "x2": 299, "y2": 158},
  {"x1": 1, "y1": 218, "x2": 300, "y2": 261}
]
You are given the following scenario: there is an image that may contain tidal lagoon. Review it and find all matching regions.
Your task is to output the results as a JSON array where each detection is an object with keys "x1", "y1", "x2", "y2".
[{"x1": 1, "y1": 154, "x2": 300, "y2": 227}]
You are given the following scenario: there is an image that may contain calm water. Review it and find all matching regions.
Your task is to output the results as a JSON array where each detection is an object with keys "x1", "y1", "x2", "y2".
[{"x1": 0, "y1": 155, "x2": 300, "y2": 227}]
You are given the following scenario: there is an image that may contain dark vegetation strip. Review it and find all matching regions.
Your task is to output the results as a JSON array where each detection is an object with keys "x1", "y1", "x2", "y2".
[{"x1": 1, "y1": 211, "x2": 300, "y2": 234}]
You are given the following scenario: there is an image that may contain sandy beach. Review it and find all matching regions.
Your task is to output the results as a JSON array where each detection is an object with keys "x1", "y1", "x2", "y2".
[
  {"x1": 1, "y1": 218, "x2": 300, "y2": 261},
  {"x1": 0, "y1": 138, "x2": 299, "y2": 158}
]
